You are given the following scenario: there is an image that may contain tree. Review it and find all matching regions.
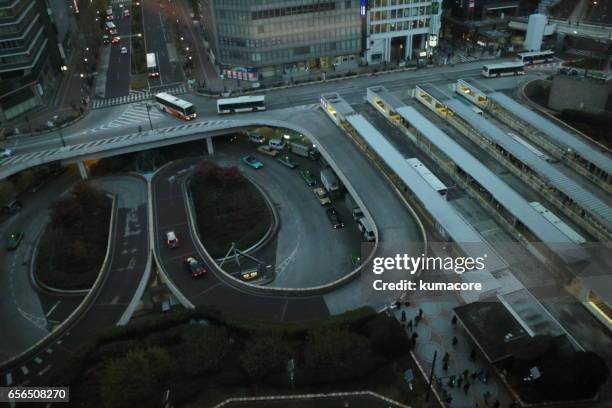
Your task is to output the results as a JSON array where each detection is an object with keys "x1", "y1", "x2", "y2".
[
  {"x1": 100, "y1": 347, "x2": 177, "y2": 408},
  {"x1": 180, "y1": 326, "x2": 230, "y2": 375},
  {"x1": 304, "y1": 327, "x2": 370, "y2": 373},
  {"x1": 240, "y1": 334, "x2": 291, "y2": 379},
  {"x1": 363, "y1": 314, "x2": 409, "y2": 357}
]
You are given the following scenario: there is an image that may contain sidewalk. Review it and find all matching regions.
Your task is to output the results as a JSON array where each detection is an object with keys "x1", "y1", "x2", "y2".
[
  {"x1": 3, "y1": 52, "x2": 92, "y2": 140},
  {"x1": 391, "y1": 297, "x2": 515, "y2": 408}
]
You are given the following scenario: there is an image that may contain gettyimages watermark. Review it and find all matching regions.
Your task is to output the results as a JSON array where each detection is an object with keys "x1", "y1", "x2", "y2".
[{"x1": 360, "y1": 241, "x2": 611, "y2": 305}]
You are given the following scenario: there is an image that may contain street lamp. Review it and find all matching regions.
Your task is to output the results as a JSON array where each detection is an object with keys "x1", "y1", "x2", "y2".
[{"x1": 145, "y1": 104, "x2": 154, "y2": 130}]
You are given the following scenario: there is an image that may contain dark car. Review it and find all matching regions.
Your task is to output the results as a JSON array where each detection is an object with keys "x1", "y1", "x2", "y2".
[
  {"x1": 326, "y1": 207, "x2": 344, "y2": 229},
  {"x1": 183, "y1": 256, "x2": 208, "y2": 278}
]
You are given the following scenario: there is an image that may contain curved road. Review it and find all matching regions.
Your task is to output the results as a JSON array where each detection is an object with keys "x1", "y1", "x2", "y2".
[
  {"x1": 0, "y1": 176, "x2": 149, "y2": 388},
  {"x1": 153, "y1": 106, "x2": 424, "y2": 318}
]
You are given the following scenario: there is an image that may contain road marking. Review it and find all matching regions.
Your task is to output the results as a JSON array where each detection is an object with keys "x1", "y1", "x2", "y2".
[
  {"x1": 46, "y1": 301, "x2": 61, "y2": 317},
  {"x1": 20, "y1": 366, "x2": 29, "y2": 375},
  {"x1": 110, "y1": 295, "x2": 120, "y2": 305},
  {"x1": 45, "y1": 348, "x2": 53, "y2": 354},
  {"x1": 34, "y1": 357, "x2": 43, "y2": 364},
  {"x1": 5, "y1": 372, "x2": 12, "y2": 385},
  {"x1": 37, "y1": 365, "x2": 52, "y2": 376}
]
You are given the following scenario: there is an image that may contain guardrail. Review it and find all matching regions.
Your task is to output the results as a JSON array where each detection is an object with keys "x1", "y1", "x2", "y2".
[
  {"x1": 213, "y1": 391, "x2": 412, "y2": 408},
  {"x1": 0, "y1": 193, "x2": 118, "y2": 371}
]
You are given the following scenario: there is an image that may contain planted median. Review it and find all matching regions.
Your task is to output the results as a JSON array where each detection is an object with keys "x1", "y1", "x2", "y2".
[
  {"x1": 189, "y1": 160, "x2": 272, "y2": 258},
  {"x1": 35, "y1": 183, "x2": 112, "y2": 290}
]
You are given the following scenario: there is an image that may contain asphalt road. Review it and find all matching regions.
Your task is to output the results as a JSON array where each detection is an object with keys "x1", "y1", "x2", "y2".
[
  {"x1": 6, "y1": 61, "x2": 523, "y2": 155},
  {"x1": 212, "y1": 138, "x2": 362, "y2": 288},
  {"x1": 0, "y1": 176, "x2": 149, "y2": 388},
  {"x1": 0, "y1": 169, "x2": 84, "y2": 362},
  {"x1": 104, "y1": 5, "x2": 132, "y2": 99},
  {"x1": 142, "y1": 0, "x2": 183, "y2": 87},
  {"x1": 153, "y1": 160, "x2": 330, "y2": 321}
]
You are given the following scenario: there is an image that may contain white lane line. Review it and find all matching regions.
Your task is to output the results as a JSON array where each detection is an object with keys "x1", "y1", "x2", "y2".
[
  {"x1": 5, "y1": 372, "x2": 13, "y2": 385},
  {"x1": 46, "y1": 301, "x2": 61, "y2": 317},
  {"x1": 20, "y1": 366, "x2": 29, "y2": 375},
  {"x1": 45, "y1": 348, "x2": 53, "y2": 354},
  {"x1": 34, "y1": 357, "x2": 43, "y2": 364},
  {"x1": 37, "y1": 365, "x2": 52, "y2": 376}
]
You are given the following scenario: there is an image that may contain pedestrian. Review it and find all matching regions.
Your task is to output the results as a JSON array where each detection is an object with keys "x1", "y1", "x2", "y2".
[
  {"x1": 447, "y1": 377, "x2": 455, "y2": 387},
  {"x1": 451, "y1": 315, "x2": 457, "y2": 325},
  {"x1": 418, "y1": 307, "x2": 423, "y2": 318},
  {"x1": 407, "y1": 319, "x2": 413, "y2": 331},
  {"x1": 457, "y1": 376, "x2": 463, "y2": 387},
  {"x1": 483, "y1": 391, "x2": 491, "y2": 406},
  {"x1": 414, "y1": 316, "x2": 420, "y2": 327},
  {"x1": 471, "y1": 371, "x2": 478, "y2": 380},
  {"x1": 470, "y1": 349, "x2": 477, "y2": 361},
  {"x1": 443, "y1": 352, "x2": 450, "y2": 363},
  {"x1": 463, "y1": 369, "x2": 469, "y2": 379},
  {"x1": 463, "y1": 381, "x2": 470, "y2": 394},
  {"x1": 452, "y1": 336, "x2": 458, "y2": 346},
  {"x1": 492, "y1": 400, "x2": 500, "y2": 408},
  {"x1": 401, "y1": 310, "x2": 406, "y2": 322},
  {"x1": 443, "y1": 361, "x2": 448, "y2": 371}
]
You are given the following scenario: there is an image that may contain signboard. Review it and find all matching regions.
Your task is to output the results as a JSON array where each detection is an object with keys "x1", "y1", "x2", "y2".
[
  {"x1": 222, "y1": 65, "x2": 257, "y2": 82},
  {"x1": 468, "y1": 0, "x2": 475, "y2": 9}
]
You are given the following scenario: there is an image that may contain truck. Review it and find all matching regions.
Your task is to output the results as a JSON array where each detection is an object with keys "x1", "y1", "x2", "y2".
[
  {"x1": 289, "y1": 142, "x2": 319, "y2": 161},
  {"x1": 320, "y1": 168, "x2": 340, "y2": 198}
]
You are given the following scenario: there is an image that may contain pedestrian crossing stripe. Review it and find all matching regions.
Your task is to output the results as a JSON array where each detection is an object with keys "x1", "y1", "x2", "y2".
[{"x1": 93, "y1": 84, "x2": 188, "y2": 109}]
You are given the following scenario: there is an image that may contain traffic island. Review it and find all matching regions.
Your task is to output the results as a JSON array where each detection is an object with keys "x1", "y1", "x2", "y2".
[
  {"x1": 34, "y1": 183, "x2": 112, "y2": 291},
  {"x1": 189, "y1": 160, "x2": 273, "y2": 259}
]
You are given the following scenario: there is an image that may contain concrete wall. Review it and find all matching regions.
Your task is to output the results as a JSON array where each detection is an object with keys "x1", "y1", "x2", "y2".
[{"x1": 548, "y1": 75, "x2": 611, "y2": 114}]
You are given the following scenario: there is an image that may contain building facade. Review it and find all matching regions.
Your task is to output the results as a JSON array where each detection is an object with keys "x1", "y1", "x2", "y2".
[
  {"x1": 448, "y1": 0, "x2": 520, "y2": 20},
  {"x1": 0, "y1": 0, "x2": 62, "y2": 123},
  {"x1": 202, "y1": 0, "x2": 363, "y2": 81},
  {"x1": 365, "y1": 0, "x2": 443, "y2": 64}
]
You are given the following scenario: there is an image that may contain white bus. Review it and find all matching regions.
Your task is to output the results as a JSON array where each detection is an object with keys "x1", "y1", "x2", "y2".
[
  {"x1": 406, "y1": 158, "x2": 448, "y2": 200},
  {"x1": 482, "y1": 61, "x2": 525, "y2": 78},
  {"x1": 217, "y1": 95, "x2": 266, "y2": 114},
  {"x1": 146, "y1": 53, "x2": 159, "y2": 78},
  {"x1": 154, "y1": 93, "x2": 197, "y2": 121},
  {"x1": 517, "y1": 50, "x2": 555, "y2": 65}
]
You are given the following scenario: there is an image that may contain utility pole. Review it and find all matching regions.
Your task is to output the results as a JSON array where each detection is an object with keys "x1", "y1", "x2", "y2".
[
  {"x1": 425, "y1": 350, "x2": 437, "y2": 402},
  {"x1": 146, "y1": 103, "x2": 154, "y2": 130}
]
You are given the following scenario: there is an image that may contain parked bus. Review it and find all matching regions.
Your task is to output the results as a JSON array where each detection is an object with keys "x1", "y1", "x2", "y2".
[
  {"x1": 482, "y1": 61, "x2": 524, "y2": 78},
  {"x1": 217, "y1": 95, "x2": 266, "y2": 114},
  {"x1": 146, "y1": 53, "x2": 159, "y2": 78},
  {"x1": 154, "y1": 92, "x2": 197, "y2": 120},
  {"x1": 517, "y1": 50, "x2": 555, "y2": 65},
  {"x1": 406, "y1": 158, "x2": 448, "y2": 200}
]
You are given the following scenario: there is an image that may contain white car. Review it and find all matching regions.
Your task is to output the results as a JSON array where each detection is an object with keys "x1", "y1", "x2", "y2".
[
  {"x1": 120, "y1": 46, "x2": 128, "y2": 55},
  {"x1": 0, "y1": 148, "x2": 12, "y2": 158},
  {"x1": 268, "y1": 139, "x2": 285, "y2": 151}
]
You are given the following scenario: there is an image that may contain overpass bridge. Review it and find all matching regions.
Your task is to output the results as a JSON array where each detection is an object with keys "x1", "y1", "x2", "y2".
[{"x1": 509, "y1": 17, "x2": 612, "y2": 41}]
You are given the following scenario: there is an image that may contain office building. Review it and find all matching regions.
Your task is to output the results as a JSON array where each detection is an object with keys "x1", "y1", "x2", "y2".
[
  {"x1": 0, "y1": 0, "x2": 63, "y2": 122},
  {"x1": 365, "y1": 0, "x2": 443, "y2": 64},
  {"x1": 201, "y1": 0, "x2": 363, "y2": 81}
]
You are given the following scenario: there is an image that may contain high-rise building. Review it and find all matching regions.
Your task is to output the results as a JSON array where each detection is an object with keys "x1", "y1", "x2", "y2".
[
  {"x1": 201, "y1": 0, "x2": 363, "y2": 81},
  {"x1": 365, "y1": 0, "x2": 443, "y2": 64},
  {"x1": 448, "y1": 0, "x2": 520, "y2": 20},
  {"x1": 0, "y1": 0, "x2": 63, "y2": 123}
]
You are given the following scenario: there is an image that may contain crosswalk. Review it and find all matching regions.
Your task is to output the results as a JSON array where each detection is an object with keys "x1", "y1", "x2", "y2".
[
  {"x1": 80, "y1": 103, "x2": 165, "y2": 135},
  {"x1": 92, "y1": 84, "x2": 187, "y2": 109}
]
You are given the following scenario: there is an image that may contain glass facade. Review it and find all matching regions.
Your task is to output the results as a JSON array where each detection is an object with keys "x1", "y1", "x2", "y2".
[{"x1": 204, "y1": 0, "x2": 362, "y2": 71}]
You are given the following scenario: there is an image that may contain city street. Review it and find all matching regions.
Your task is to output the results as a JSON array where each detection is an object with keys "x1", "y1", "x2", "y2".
[
  {"x1": 104, "y1": 4, "x2": 132, "y2": 99},
  {"x1": 142, "y1": 0, "x2": 184, "y2": 88}
]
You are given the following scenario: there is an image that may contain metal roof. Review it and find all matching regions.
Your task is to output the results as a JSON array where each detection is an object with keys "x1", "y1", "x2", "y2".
[
  {"x1": 488, "y1": 92, "x2": 612, "y2": 175},
  {"x1": 397, "y1": 105, "x2": 589, "y2": 265},
  {"x1": 344, "y1": 113, "x2": 508, "y2": 275},
  {"x1": 367, "y1": 86, "x2": 405, "y2": 109},
  {"x1": 320, "y1": 92, "x2": 356, "y2": 117},
  {"x1": 446, "y1": 98, "x2": 612, "y2": 232},
  {"x1": 417, "y1": 84, "x2": 453, "y2": 102}
]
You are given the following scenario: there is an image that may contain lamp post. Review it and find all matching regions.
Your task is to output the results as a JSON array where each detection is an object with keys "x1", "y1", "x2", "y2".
[{"x1": 145, "y1": 103, "x2": 154, "y2": 130}]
